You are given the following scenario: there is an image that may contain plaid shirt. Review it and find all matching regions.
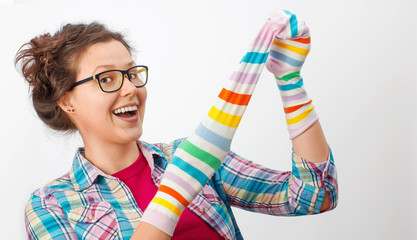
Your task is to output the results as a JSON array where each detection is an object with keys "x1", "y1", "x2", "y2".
[{"x1": 25, "y1": 139, "x2": 338, "y2": 240}]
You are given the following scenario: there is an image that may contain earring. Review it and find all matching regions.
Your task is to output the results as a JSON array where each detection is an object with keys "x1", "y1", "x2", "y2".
[{"x1": 67, "y1": 109, "x2": 74, "y2": 112}]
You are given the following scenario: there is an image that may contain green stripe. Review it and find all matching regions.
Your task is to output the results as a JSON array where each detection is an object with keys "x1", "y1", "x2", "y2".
[
  {"x1": 275, "y1": 71, "x2": 301, "y2": 81},
  {"x1": 179, "y1": 140, "x2": 222, "y2": 170}
]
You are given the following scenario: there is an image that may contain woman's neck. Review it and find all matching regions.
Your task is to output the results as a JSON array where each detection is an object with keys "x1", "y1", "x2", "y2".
[{"x1": 83, "y1": 138, "x2": 140, "y2": 175}]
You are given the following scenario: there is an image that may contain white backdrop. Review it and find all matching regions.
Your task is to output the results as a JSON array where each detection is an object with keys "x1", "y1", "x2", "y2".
[{"x1": 1, "y1": 0, "x2": 416, "y2": 239}]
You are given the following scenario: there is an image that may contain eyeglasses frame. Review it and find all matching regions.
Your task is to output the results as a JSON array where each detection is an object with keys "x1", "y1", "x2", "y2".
[{"x1": 70, "y1": 65, "x2": 148, "y2": 93}]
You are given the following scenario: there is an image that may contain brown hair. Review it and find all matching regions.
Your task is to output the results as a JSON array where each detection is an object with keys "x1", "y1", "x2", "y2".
[{"x1": 15, "y1": 22, "x2": 133, "y2": 132}]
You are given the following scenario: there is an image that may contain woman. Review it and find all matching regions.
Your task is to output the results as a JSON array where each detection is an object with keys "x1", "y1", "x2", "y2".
[{"x1": 16, "y1": 11, "x2": 337, "y2": 240}]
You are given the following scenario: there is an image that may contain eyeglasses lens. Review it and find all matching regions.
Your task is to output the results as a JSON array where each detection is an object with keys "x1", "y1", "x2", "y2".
[
  {"x1": 128, "y1": 67, "x2": 147, "y2": 87},
  {"x1": 97, "y1": 66, "x2": 147, "y2": 92}
]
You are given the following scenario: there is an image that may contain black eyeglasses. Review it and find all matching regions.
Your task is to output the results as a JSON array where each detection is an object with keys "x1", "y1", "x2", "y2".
[{"x1": 71, "y1": 65, "x2": 148, "y2": 93}]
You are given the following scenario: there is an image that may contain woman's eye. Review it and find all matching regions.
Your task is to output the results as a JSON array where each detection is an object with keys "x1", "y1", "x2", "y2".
[
  {"x1": 100, "y1": 77, "x2": 112, "y2": 84},
  {"x1": 129, "y1": 73, "x2": 137, "y2": 79}
]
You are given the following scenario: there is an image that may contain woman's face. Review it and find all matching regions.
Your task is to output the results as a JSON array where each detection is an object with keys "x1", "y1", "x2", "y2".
[{"x1": 66, "y1": 40, "x2": 147, "y2": 145}]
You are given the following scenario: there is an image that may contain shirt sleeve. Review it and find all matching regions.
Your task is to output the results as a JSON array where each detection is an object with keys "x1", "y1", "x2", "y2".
[
  {"x1": 25, "y1": 192, "x2": 79, "y2": 240},
  {"x1": 218, "y1": 148, "x2": 338, "y2": 216}
]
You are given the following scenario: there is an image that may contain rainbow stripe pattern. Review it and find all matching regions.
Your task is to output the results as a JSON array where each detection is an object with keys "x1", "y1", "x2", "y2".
[
  {"x1": 266, "y1": 10, "x2": 318, "y2": 139},
  {"x1": 140, "y1": 12, "x2": 288, "y2": 235}
]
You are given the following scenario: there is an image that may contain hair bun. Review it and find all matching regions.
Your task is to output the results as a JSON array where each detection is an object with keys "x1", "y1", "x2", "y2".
[{"x1": 15, "y1": 22, "x2": 133, "y2": 132}]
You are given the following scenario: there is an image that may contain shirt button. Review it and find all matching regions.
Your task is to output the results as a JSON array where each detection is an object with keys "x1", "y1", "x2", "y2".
[
  {"x1": 88, "y1": 214, "x2": 94, "y2": 220},
  {"x1": 199, "y1": 206, "x2": 205, "y2": 213}
]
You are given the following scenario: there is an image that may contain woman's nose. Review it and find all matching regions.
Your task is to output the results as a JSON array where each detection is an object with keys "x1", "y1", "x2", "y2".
[{"x1": 119, "y1": 73, "x2": 137, "y2": 96}]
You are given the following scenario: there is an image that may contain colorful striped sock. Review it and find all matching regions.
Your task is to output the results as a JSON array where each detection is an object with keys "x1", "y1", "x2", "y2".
[
  {"x1": 140, "y1": 12, "x2": 286, "y2": 235},
  {"x1": 265, "y1": 10, "x2": 319, "y2": 139}
]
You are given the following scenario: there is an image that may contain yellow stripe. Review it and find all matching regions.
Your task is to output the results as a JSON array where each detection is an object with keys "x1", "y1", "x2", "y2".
[
  {"x1": 286, "y1": 106, "x2": 314, "y2": 125},
  {"x1": 208, "y1": 106, "x2": 241, "y2": 128},
  {"x1": 274, "y1": 40, "x2": 310, "y2": 56},
  {"x1": 152, "y1": 197, "x2": 182, "y2": 217}
]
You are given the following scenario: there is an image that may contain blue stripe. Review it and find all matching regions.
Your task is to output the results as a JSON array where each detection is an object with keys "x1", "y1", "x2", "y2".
[
  {"x1": 277, "y1": 79, "x2": 304, "y2": 91},
  {"x1": 31, "y1": 197, "x2": 72, "y2": 238},
  {"x1": 99, "y1": 179, "x2": 136, "y2": 237},
  {"x1": 170, "y1": 156, "x2": 209, "y2": 187},
  {"x1": 283, "y1": 10, "x2": 298, "y2": 38},
  {"x1": 270, "y1": 50, "x2": 303, "y2": 67},
  {"x1": 240, "y1": 52, "x2": 269, "y2": 64},
  {"x1": 221, "y1": 163, "x2": 285, "y2": 194},
  {"x1": 195, "y1": 123, "x2": 232, "y2": 152}
]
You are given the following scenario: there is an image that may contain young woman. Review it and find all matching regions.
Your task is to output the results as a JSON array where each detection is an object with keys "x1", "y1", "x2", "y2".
[{"x1": 16, "y1": 11, "x2": 337, "y2": 240}]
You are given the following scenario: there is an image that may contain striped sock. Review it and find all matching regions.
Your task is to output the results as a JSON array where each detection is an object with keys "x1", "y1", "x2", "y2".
[
  {"x1": 141, "y1": 13, "x2": 284, "y2": 235},
  {"x1": 265, "y1": 10, "x2": 318, "y2": 139}
]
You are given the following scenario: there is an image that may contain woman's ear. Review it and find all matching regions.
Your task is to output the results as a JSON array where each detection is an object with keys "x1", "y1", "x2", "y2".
[{"x1": 57, "y1": 92, "x2": 75, "y2": 113}]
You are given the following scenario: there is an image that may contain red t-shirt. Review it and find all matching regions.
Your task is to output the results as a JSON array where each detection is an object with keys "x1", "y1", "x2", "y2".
[{"x1": 112, "y1": 152, "x2": 223, "y2": 239}]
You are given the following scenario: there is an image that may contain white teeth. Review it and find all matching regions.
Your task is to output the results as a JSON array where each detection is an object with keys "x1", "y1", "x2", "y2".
[{"x1": 113, "y1": 105, "x2": 138, "y2": 115}]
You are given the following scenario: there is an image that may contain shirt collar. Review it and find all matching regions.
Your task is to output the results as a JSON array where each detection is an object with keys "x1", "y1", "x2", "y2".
[{"x1": 70, "y1": 139, "x2": 165, "y2": 192}]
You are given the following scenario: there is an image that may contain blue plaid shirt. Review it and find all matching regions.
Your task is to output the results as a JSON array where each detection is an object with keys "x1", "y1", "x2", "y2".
[{"x1": 25, "y1": 139, "x2": 338, "y2": 239}]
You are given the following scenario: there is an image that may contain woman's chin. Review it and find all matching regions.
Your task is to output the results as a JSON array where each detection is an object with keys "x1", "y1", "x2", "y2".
[{"x1": 123, "y1": 127, "x2": 143, "y2": 142}]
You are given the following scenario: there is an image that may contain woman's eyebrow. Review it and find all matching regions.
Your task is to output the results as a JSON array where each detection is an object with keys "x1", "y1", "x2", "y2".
[
  {"x1": 92, "y1": 62, "x2": 136, "y2": 74},
  {"x1": 92, "y1": 64, "x2": 117, "y2": 74}
]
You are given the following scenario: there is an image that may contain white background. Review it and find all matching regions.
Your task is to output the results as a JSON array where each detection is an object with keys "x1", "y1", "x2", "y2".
[{"x1": 1, "y1": 0, "x2": 416, "y2": 239}]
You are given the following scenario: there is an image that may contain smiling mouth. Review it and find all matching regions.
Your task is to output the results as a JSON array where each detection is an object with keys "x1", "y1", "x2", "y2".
[{"x1": 113, "y1": 105, "x2": 138, "y2": 118}]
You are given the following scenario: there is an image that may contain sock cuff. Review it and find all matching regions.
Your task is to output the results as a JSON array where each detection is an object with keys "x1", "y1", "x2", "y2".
[
  {"x1": 289, "y1": 110, "x2": 319, "y2": 139},
  {"x1": 141, "y1": 207, "x2": 178, "y2": 236}
]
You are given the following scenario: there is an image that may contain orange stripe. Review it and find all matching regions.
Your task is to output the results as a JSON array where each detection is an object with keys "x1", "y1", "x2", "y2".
[
  {"x1": 284, "y1": 100, "x2": 312, "y2": 114},
  {"x1": 273, "y1": 40, "x2": 310, "y2": 56},
  {"x1": 292, "y1": 37, "x2": 311, "y2": 44},
  {"x1": 159, "y1": 185, "x2": 189, "y2": 207},
  {"x1": 218, "y1": 88, "x2": 251, "y2": 106}
]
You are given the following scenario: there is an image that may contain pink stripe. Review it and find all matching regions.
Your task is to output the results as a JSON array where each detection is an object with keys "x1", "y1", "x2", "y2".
[
  {"x1": 291, "y1": 25, "x2": 310, "y2": 39},
  {"x1": 281, "y1": 91, "x2": 307, "y2": 102},
  {"x1": 301, "y1": 26, "x2": 309, "y2": 37},
  {"x1": 230, "y1": 71, "x2": 261, "y2": 84},
  {"x1": 141, "y1": 208, "x2": 177, "y2": 236},
  {"x1": 252, "y1": 24, "x2": 276, "y2": 48},
  {"x1": 163, "y1": 171, "x2": 199, "y2": 197},
  {"x1": 289, "y1": 115, "x2": 319, "y2": 139},
  {"x1": 265, "y1": 57, "x2": 293, "y2": 77}
]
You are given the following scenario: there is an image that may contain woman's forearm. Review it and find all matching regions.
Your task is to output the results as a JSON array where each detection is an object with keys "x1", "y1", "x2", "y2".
[{"x1": 292, "y1": 121, "x2": 329, "y2": 163}]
